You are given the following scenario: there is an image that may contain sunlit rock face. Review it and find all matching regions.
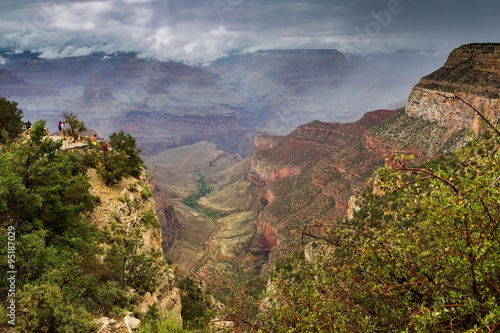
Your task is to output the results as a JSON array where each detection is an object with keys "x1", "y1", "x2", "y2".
[{"x1": 407, "y1": 43, "x2": 500, "y2": 132}]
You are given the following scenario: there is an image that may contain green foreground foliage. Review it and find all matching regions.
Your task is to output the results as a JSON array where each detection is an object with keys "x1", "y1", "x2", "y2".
[
  {"x1": 0, "y1": 119, "x2": 165, "y2": 332},
  {"x1": 220, "y1": 127, "x2": 500, "y2": 332},
  {"x1": 178, "y1": 276, "x2": 213, "y2": 330},
  {"x1": 0, "y1": 97, "x2": 24, "y2": 144}
]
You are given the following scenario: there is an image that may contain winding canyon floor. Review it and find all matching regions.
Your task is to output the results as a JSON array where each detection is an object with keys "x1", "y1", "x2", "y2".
[{"x1": 144, "y1": 142, "x2": 267, "y2": 285}]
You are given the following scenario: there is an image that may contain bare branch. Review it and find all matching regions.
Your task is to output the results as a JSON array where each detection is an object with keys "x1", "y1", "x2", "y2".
[{"x1": 438, "y1": 92, "x2": 500, "y2": 136}]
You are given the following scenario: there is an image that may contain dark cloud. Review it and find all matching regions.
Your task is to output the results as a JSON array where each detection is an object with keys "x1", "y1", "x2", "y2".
[{"x1": 0, "y1": 0, "x2": 498, "y2": 63}]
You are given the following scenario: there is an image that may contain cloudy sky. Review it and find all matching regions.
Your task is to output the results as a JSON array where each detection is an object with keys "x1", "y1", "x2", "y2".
[{"x1": 0, "y1": 0, "x2": 498, "y2": 63}]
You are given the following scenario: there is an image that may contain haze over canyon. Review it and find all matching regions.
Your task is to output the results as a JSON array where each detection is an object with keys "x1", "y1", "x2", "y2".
[{"x1": 0, "y1": 49, "x2": 442, "y2": 156}]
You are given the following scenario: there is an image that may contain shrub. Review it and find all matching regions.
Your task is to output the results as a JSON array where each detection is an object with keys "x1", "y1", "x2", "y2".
[
  {"x1": 178, "y1": 276, "x2": 212, "y2": 329},
  {"x1": 141, "y1": 209, "x2": 161, "y2": 229},
  {"x1": 0, "y1": 97, "x2": 24, "y2": 143},
  {"x1": 18, "y1": 283, "x2": 98, "y2": 333},
  {"x1": 141, "y1": 186, "x2": 153, "y2": 199},
  {"x1": 138, "y1": 310, "x2": 184, "y2": 333},
  {"x1": 255, "y1": 130, "x2": 500, "y2": 332},
  {"x1": 63, "y1": 112, "x2": 87, "y2": 142},
  {"x1": 109, "y1": 131, "x2": 143, "y2": 178}
]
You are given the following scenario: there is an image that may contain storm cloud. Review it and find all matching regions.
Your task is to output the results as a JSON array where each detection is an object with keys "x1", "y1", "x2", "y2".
[{"x1": 0, "y1": 0, "x2": 498, "y2": 63}]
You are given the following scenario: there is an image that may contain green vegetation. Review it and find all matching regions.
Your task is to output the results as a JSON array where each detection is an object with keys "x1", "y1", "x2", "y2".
[
  {"x1": 109, "y1": 130, "x2": 144, "y2": 178},
  {"x1": 369, "y1": 108, "x2": 469, "y2": 155},
  {"x1": 0, "y1": 97, "x2": 24, "y2": 143},
  {"x1": 184, "y1": 173, "x2": 211, "y2": 208},
  {"x1": 63, "y1": 111, "x2": 87, "y2": 142},
  {"x1": 84, "y1": 130, "x2": 145, "y2": 185},
  {"x1": 178, "y1": 276, "x2": 213, "y2": 330},
  {"x1": 138, "y1": 307, "x2": 212, "y2": 333},
  {"x1": 0, "y1": 114, "x2": 165, "y2": 331},
  {"x1": 142, "y1": 185, "x2": 153, "y2": 198},
  {"x1": 141, "y1": 208, "x2": 161, "y2": 229},
  {"x1": 416, "y1": 45, "x2": 500, "y2": 98},
  {"x1": 18, "y1": 283, "x2": 98, "y2": 332},
  {"x1": 138, "y1": 309, "x2": 184, "y2": 333}
]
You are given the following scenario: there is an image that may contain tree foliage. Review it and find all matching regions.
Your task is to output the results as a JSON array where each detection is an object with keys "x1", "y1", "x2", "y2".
[
  {"x1": 63, "y1": 111, "x2": 86, "y2": 142},
  {"x1": 0, "y1": 97, "x2": 24, "y2": 143},
  {"x1": 109, "y1": 130, "x2": 143, "y2": 178},
  {"x1": 184, "y1": 173, "x2": 210, "y2": 208},
  {"x1": 18, "y1": 283, "x2": 99, "y2": 333},
  {"x1": 0, "y1": 114, "x2": 164, "y2": 331},
  {"x1": 178, "y1": 276, "x2": 213, "y2": 329}
]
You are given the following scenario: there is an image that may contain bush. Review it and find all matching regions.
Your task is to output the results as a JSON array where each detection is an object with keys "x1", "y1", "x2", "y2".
[
  {"x1": 178, "y1": 277, "x2": 212, "y2": 330},
  {"x1": 0, "y1": 97, "x2": 24, "y2": 143},
  {"x1": 82, "y1": 151, "x2": 99, "y2": 168},
  {"x1": 100, "y1": 150, "x2": 128, "y2": 185},
  {"x1": 138, "y1": 310, "x2": 184, "y2": 333},
  {"x1": 109, "y1": 131, "x2": 143, "y2": 178},
  {"x1": 18, "y1": 283, "x2": 98, "y2": 333},
  {"x1": 63, "y1": 112, "x2": 86, "y2": 142},
  {"x1": 141, "y1": 186, "x2": 153, "y2": 199},
  {"x1": 141, "y1": 209, "x2": 161, "y2": 229}
]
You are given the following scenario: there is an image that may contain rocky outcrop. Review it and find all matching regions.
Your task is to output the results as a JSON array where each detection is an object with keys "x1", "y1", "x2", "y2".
[
  {"x1": 247, "y1": 157, "x2": 301, "y2": 185},
  {"x1": 251, "y1": 134, "x2": 284, "y2": 154},
  {"x1": 346, "y1": 195, "x2": 361, "y2": 220},
  {"x1": 255, "y1": 213, "x2": 278, "y2": 255},
  {"x1": 0, "y1": 68, "x2": 58, "y2": 96},
  {"x1": 407, "y1": 43, "x2": 500, "y2": 131},
  {"x1": 244, "y1": 110, "x2": 403, "y2": 267},
  {"x1": 149, "y1": 174, "x2": 183, "y2": 256},
  {"x1": 87, "y1": 169, "x2": 182, "y2": 321},
  {"x1": 406, "y1": 88, "x2": 500, "y2": 132},
  {"x1": 436, "y1": 43, "x2": 500, "y2": 77},
  {"x1": 245, "y1": 102, "x2": 473, "y2": 269}
]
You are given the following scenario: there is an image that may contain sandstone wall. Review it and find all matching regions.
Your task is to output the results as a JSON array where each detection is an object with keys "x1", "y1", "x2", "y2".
[
  {"x1": 406, "y1": 87, "x2": 500, "y2": 132},
  {"x1": 408, "y1": 43, "x2": 500, "y2": 131}
]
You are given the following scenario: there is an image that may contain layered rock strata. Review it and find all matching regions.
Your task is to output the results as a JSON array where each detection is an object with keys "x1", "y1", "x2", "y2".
[{"x1": 407, "y1": 43, "x2": 500, "y2": 131}]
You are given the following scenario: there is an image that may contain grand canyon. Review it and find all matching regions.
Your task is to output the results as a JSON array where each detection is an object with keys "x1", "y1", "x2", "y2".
[{"x1": 2, "y1": 42, "x2": 500, "y2": 332}]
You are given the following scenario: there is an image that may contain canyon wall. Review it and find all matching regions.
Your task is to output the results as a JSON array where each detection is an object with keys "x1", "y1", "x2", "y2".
[
  {"x1": 149, "y1": 174, "x2": 183, "y2": 256},
  {"x1": 147, "y1": 43, "x2": 500, "y2": 282},
  {"x1": 407, "y1": 43, "x2": 500, "y2": 131},
  {"x1": 87, "y1": 169, "x2": 182, "y2": 321},
  {"x1": 406, "y1": 88, "x2": 500, "y2": 132},
  {"x1": 0, "y1": 49, "x2": 422, "y2": 157}
]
